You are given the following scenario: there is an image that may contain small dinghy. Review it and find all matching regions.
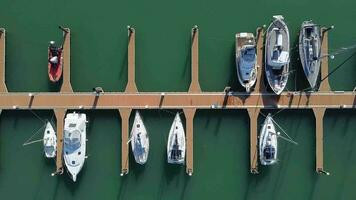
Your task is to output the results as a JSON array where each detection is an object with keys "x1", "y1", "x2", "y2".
[
  {"x1": 259, "y1": 114, "x2": 278, "y2": 165},
  {"x1": 130, "y1": 111, "x2": 149, "y2": 165},
  {"x1": 167, "y1": 113, "x2": 186, "y2": 164},
  {"x1": 43, "y1": 122, "x2": 56, "y2": 158},
  {"x1": 265, "y1": 15, "x2": 290, "y2": 95},
  {"x1": 48, "y1": 41, "x2": 63, "y2": 82},
  {"x1": 299, "y1": 21, "x2": 321, "y2": 89},
  {"x1": 63, "y1": 112, "x2": 87, "y2": 182},
  {"x1": 236, "y1": 32, "x2": 257, "y2": 92}
]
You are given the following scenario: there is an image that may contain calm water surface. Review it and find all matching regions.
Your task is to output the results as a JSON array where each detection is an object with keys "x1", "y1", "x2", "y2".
[{"x1": 0, "y1": 0, "x2": 355, "y2": 199}]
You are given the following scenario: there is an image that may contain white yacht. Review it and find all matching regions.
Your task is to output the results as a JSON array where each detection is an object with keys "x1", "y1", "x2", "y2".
[
  {"x1": 236, "y1": 32, "x2": 257, "y2": 92},
  {"x1": 63, "y1": 112, "x2": 87, "y2": 182},
  {"x1": 265, "y1": 15, "x2": 290, "y2": 95}
]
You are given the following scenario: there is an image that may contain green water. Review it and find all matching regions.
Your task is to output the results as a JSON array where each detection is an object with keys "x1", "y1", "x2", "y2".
[{"x1": 0, "y1": 0, "x2": 356, "y2": 199}]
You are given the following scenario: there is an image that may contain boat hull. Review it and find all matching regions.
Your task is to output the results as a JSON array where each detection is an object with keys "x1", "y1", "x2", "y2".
[
  {"x1": 259, "y1": 115, "x2": 278, "y2": 165},
  {"x1": 63, "y1": 113, "x2": 87, "y2": 182},
  {"x1": 299, "y1": 21, "x2": 321, "y2": 89},
  {"x1": 48, "y1": 47, "x2": 63, "y2": 82},
  {"x1": 167, "y1": 113, "x2": 186, "y2": 164},
  {"x1": 131, "y1": 111, "x2": 149, "y2": 165},
  {"x1": 265, "y1": 15, "x2": 290, "y2": 95},
  {"x1": 43, "y1": 122, "x2": 56, "y2": 158},
  {"x1": 236, "y1": 32, "x2": 257, "y2": 92}
]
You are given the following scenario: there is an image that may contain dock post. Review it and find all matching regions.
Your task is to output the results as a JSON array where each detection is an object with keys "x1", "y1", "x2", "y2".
[
  {"x1": 247, "y1": 108, "x2": 260, "y2": 174},
  {"x1": 53, "y1": 109, "x2": 66, "y2": 175},
  {"x1": 119, "y1": 108, "x2": 132, "y2": 176},
  {"x1": 60, "y1": 27, "x2": 73, "y2": 93},
  {"x1": 0, "y1": 28, "x2": 8, "y2": 92},
  {"x1": 313, "y1": 108, "x2": 328, "y2": 174},
  {"x1": 189, "y1": 25, "x2": 201, "y2": 92},
  {"x1": 183, "y1": 108, "x2": 196, "y2": 176}
]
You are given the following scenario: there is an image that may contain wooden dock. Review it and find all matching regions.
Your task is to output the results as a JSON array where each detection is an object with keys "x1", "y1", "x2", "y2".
[{"x1": 0, "y1": 26, "x2": 354, "y2": 176}]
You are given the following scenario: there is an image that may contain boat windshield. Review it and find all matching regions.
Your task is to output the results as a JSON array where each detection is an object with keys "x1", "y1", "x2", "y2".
[
  {"x1": 243, "y1": 48, "x2": 256, "y2": 62},
  {"x1": 64, "y1": 130, "x2": 81, "y2": 152},
  {"x1": 264, "y1": 145, "x2": 275, "y2": 160}
]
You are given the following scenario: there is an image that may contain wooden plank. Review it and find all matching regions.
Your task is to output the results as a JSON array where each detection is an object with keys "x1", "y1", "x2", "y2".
[
  {"x1": 119, "y1": 108, "x2": 131, "y2": 176},
  {"x1": 125, "y1": 27, "x2": 138, "y2": 93},
  {"x1": 54, "y1": 108, "x2": 66, "y2": 174},
  {"x1": 319, "y1": 28, "x2": 331, "y2": 92},
  {"x1": 254, "y1": 27, "x2": 265, "y2": 93},
  {"x1": 0, "y1": 28, "x2": 8, "y2": 92},
  {"x1": 60, "y1": 28, "x2": 73, "y2": 93},
  {"x1": 189, "y1": 26, "x2": 201, "y2": 93},
  {"x1": 313, "y1": 108, "x2": 326, "y2": 173},
  {"x1": 183, "y1": 108, "x2": 196, "y2": 175},
  {"x1": 247, "y1": 108, "x2": 260, "y2": 173},
  {"x1": 0, "y1": 92, "x2": 353, "y2": 110}
]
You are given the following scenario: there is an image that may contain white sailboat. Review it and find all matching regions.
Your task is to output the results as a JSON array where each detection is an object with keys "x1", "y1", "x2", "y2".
[
  {"x1": 167, "y1": 113, "x2": 186, "y2": 164},
  {"x1": 259, "y1": 114, "x2": 278, "y2": 165},
  {"x1": 43, "y1": 121, "x2": 56, "y2": 158},
  {"x1": 63, "y1": 112, "x2": 87, "y2": 182},
  {"x1": 259, "y1": 113, "x2": 298, "y2": 166},
  {"x1": 130, "y1": 111, "x2": 149, "y2": 165},
  {"x1": 299, "y1": 21, "x2": 321, "y2": 89}
]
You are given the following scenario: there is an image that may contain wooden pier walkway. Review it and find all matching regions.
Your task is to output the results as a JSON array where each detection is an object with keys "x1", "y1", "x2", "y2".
[{"x1": 0, "y1": 26, "x2": 354, "y2": 176}]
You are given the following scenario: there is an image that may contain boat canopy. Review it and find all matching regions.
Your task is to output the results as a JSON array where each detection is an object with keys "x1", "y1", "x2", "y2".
[
  {"x1": 239, "y1": 45, "x2": 257, "y2": 81},
  {"x1": 64, "y1": 130, "x2": 82, "y2": 152},
  {"x1": 268, "y1": 29, "x2": 289, "y2": 69}
]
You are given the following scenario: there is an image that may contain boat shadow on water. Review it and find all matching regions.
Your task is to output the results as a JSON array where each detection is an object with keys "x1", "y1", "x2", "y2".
[
  {"x1": 162, "y1": 150, "x2": 190, "y2": 200},
  {"x1": 48, "y1": 77, "x2": 62, "y2": 92},
  {"x1": 128, "y1": 149, "x2": 146, "y2": 180},
  {"x1": 62, "y1": 164, "x2": 87, "y2": 193}
]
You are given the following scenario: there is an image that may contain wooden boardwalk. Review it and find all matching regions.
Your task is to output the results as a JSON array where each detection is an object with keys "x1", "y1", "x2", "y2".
[{"x1": 0, "y1": 26, "x2": 354, "y2": 176}]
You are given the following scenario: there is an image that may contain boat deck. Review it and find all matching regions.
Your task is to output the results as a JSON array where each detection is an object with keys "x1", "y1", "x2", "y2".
[{"x1": 0, "y1": 26, "x2": 354, "y2": 175}]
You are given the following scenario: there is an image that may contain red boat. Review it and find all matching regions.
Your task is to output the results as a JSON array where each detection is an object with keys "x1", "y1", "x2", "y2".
[{"x1": 48, "y1": 46, "x2": 63, "y2": 82}]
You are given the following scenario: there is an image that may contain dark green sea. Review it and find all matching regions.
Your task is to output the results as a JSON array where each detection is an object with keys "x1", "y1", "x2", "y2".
[{"x1": 0, "y1": 0, "x2": 356, "y2": 199}]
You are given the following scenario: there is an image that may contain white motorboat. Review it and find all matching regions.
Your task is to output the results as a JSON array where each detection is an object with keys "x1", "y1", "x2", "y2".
[
  {"x1": 167, "y1": 113, "x2": 186, "y2": 164},
  {"x1": 236, "y1": 32, "x2": 257, "y2": 92},
  {"x1": 43, "y1": 121, "x2": 56, "y2": 158},
  {"x1": 63, "y1": 112, "x2": 87, "y2": 182},
  {"x1": 259, "y1": 114, "x2": 278, "y2": 165},
  {"x1": 265, "y1": 15, "x2": 290, "y2": 95},
  {"x1": 130, "y1": 111, "x2": 149, "y2": 165}
]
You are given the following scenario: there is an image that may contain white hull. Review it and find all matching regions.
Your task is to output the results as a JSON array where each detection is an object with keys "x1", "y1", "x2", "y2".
[
  {"x1": 265, "y1": 15, "x2": 290, "y2": 95},
  {"x1": 63, "y1": 112, "x2": 87, "y2": 182},
  {"x1": 130, "y1": 111, "x2": 149, "y2": 165},
  {"x1": 299, "y1": 21, "x2": 321, "y2": 89},
  {"x1": 259, "y1": 114, "x2": 278, "y2": 165},
  {"x1": 167, "y1": 113, "x2": 186, "y2": 164},
  {"x1": 236, "y1": 32, "x2": 257, "y2": 92},
  {"x1": 43, "y1": 122, "x2": 56, "y2": 158}
]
